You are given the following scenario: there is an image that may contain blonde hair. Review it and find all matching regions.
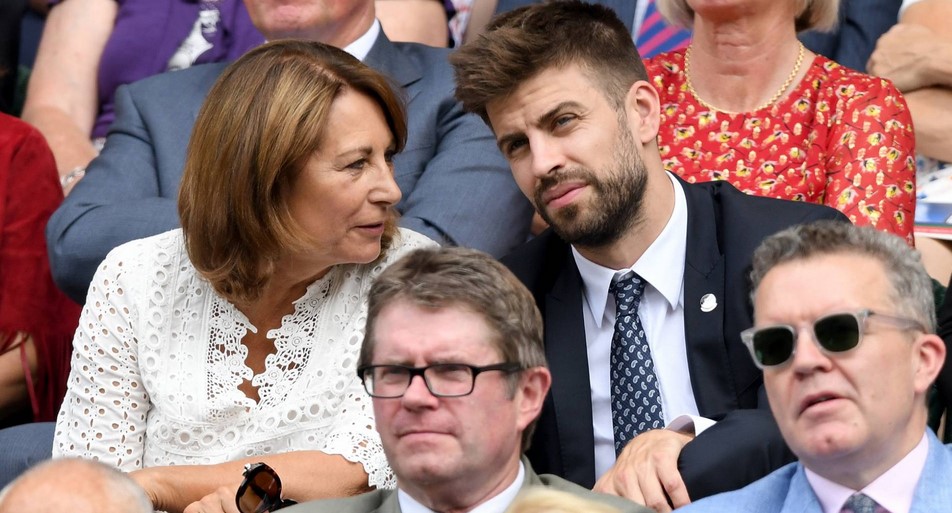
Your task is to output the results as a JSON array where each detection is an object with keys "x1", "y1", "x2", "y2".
[
  {"x1": 656, "y1": 0, "x2": 840, "y2": 33},
  {"x1": 505, "y1": 488, "x2": 623, "y2": 513}
]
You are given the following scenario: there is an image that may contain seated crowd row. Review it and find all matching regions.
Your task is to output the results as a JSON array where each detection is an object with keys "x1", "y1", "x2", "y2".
[{"x1": 1, "y1": 1, "x2": 951, "y2": 513}]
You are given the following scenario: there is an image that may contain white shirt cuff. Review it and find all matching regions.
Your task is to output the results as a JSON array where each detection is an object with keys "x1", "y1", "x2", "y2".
[{"x1": 666, "y1": 414, "x2": 716, "y2": 436}]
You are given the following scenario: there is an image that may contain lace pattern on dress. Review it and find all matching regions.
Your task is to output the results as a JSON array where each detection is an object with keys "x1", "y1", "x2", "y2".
[{"x1": 54, "y1": 228, "x2": 436, "y2": 488}]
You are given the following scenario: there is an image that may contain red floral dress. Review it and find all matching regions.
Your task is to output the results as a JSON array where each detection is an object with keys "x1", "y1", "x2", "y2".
[{"x1": 646, "y1": 51, "x2": 916, "y2": 245}]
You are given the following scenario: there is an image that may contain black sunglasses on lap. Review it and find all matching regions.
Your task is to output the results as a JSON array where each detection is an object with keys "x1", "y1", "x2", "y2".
[
  {"x1": 740, "y1": 309, "x2": 925, "y2": 369},
  {"x1": 236, "y1": 462, "x2": 298, "y2": 513}
]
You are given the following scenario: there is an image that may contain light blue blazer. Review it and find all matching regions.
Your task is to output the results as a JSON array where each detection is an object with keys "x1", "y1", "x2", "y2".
[{"x1": 676, "y1": 430, "x2": 952, "y2": 512}]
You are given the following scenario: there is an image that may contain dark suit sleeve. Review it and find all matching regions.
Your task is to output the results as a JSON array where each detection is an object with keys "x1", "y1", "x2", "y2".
[
  {"x1": 799, "y1": 0, "x2": 901, "y2": 73},
  {"x1": 45, "y1": 84, "x2": 180, "y2": 303},
  {"x1": 396, "y1": 60, "x2": 532, "y2": 257},
  {"x1": 678, "y1": 410, "x2": 796, "y2": 500}
]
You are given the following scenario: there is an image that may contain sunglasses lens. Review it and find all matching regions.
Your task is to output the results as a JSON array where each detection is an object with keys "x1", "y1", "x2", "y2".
[
  {"x1": 814, "y1": 313, "x2": 860, "y2": 353},
  {"x1": 752, "y1": 326, "x2": 795, "y2": 367},
  {"x1": 237, "y1": 465, "x2": 282, "y2": 513}
]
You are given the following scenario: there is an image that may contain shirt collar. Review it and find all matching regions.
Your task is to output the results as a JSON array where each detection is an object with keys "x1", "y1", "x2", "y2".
[
  {"x1": 573, "y1": 172, "x2": 687, "y2": 328},
  {"x1": 344, "y1": 18, "x2": 380, "y2": 61},
  {"x1": 805, "y1": 432, "x2": 929, "y2": 513},
  {"x1": 396, "y1": 461, "x2": 526, "y2": 513}
]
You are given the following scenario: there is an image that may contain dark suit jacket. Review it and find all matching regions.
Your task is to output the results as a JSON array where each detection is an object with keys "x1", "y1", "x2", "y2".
[
  {"x1": 282, "y1": 457, "x2": 650, "y2": 513},
  {"x1": 494, "y1": 0, "x2": 636, "y2": 31},
  {"x1": 799, "y1": 0, "x2": 902, "y2": 73},
  {"x1": 502, "y1": 177, "x2": 848, "y2": 499},
  {"x1": 46, "y1": 32, "x2": 532, "y2": 303}
]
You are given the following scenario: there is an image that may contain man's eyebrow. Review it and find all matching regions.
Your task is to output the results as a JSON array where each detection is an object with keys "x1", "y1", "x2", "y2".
[
  {"x1": 495, "y1": 101, "x2": 584, "y2": 152},
  {"x1": 536, "y1": 101, "x2": 583, "y2": 128}
]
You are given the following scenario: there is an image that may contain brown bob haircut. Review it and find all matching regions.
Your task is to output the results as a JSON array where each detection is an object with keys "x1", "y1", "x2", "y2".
[
  {"x1": 359, "y1": 246, "x2": 547, "y2": 450},
  {"x1": 450, "y1": 0, "x2": 648, "y2": 125},
  {"x1": 179, "y1": 40, "x2": 407, "y2": 304}
]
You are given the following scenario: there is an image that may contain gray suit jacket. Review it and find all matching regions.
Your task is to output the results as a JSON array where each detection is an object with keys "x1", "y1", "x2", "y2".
[
  {"x1": 282, "y1": 458, "x2": 650, "y2": 513},
  {"x1": 46, "y1": 32, "x2": 531, "y2": 303},
  {"x1": 677, "y1": 430, "x2": 952, "y2": 512}
]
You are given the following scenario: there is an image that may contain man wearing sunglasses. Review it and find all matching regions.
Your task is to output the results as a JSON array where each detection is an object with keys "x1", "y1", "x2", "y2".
[
  {"x1": 282, "y1": 247, "x2": 649, "y2": 513},
  {"x1": 678, "y1": 220, "x2": 951, "y2": 513}
]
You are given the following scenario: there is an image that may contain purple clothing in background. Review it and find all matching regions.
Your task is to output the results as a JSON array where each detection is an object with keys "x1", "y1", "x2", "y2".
[{"x1": 49, "y1": 0, "x2": 264, "y2": 138}]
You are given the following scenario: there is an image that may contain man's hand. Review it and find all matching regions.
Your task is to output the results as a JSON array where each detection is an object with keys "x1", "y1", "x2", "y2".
[
  {"x1": 593, "y1": 429, "x2": 694, "y2": 513},
  {"x1": 183, "y1": 487, "x2": 241, "y2": 513},
  {"x1": 868, "y1": 24, "x2": 944, "y2": 91}
]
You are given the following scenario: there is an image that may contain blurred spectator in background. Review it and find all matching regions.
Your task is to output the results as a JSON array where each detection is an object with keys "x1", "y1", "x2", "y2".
[
  {"x1": 647, "y1": 0, "x2": 916, "y2": 244},
  {"x1": 869, "y1": 0, "x2": 952, "y2": 166},
  {"x1": 20, "y1": 0, "x2": 263, "y2": 193},
  {"x1": 0, "y1": 458, "x2": 152, "y2": 513},
  {"x1": 0, "y1": 111, "x2": 80, "y2": 427},
  {"x1": 377, "y1": 0, "x2": 450, "y2": 46}
]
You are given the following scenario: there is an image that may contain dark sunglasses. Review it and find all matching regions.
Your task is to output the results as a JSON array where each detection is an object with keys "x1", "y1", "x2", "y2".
[
  {"x1": 236, "y1": 462, "x2": 298, "y2": 513},
  {"x1": 740, "y1": 309, "x2": 925, "y2": 369}
]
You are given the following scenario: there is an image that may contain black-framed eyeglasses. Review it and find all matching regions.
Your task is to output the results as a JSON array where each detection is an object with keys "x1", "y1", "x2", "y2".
[
  {"x1": 740, "y1": 309, "x2": 925, "y2": 369},
  {"x1": 236, "y1": 462, "x2": 298, "y2": 513},
  {"x1": 357, "y1": 362, "x2": 523, "y2": 398}
]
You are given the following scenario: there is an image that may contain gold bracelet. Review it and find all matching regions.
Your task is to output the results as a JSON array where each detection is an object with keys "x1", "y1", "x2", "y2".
[{"x1": 60, "y1": 166, "x2": 86, "y2": 189}]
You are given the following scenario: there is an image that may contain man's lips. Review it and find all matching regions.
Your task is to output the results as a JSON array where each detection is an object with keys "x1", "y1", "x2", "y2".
[
  {"x1": 540, "y1": 181, "x2": 587, "y2": 208},
  {"x1": 798, "y1": 392, "x2": 844, "y2": 415}
]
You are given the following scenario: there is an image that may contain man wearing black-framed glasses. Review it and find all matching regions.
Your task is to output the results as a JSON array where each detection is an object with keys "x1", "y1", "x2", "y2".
[
  {"x1": 678, "y1": 221, "x2": 952, "y2": 513},
  {"x1": 283, "y1": 247, "x2": 649, "y2": 513}
]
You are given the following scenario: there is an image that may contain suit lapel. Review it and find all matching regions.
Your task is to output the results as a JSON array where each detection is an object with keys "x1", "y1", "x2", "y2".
[
  {"x1": 364, "y1": 32, "x2": 424, "y2": 105},
  {"x1": 545, "y1": 251, "x2": 598, "y2": 485},
  {"x1": 680, "y1": 180, "x2": 738, "y2": 417}
]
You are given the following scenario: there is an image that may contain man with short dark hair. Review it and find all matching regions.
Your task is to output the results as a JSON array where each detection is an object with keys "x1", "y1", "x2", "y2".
[
  {"x1": 450, "y1": 2, "x2": 847, "y2": 511},
  {"x1": 679, "y1": 221, "x2": 951, "y2": 512},
  {"x1": 285, "y1": 247, "x2": 650, "y2": 513}
]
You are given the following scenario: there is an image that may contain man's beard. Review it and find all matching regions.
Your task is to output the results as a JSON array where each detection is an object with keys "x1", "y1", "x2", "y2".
[{"x1": 533, "y1": 126, "x2": 648, "y2": 248}]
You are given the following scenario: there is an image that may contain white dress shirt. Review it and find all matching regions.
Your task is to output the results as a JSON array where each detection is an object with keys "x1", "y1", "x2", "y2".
[
  {"x1": 397, "y1": 461, "x2": 526, "y2": 513},
  {"x1": 343, "y1": 19, "x2": 380, "y2": 61},
  {"x1": 575, "y1": 173, "x2": 714, "y2": 478},
  {"x1": 806, "y1": 432, "x2": 929, "y2": 513}
]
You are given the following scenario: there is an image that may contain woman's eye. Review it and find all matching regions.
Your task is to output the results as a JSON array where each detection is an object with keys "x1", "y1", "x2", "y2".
[{"x1": 346, "y1": 159, "x2": 367, "y2": 170}]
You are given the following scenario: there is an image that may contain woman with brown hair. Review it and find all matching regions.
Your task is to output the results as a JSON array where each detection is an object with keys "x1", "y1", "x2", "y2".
[
  {"x1": 51, "y1": 40, "x2": 434, "y2": 511},
  {"x1": 647, "y1": 0, "x2": 916, "y2": 245}
]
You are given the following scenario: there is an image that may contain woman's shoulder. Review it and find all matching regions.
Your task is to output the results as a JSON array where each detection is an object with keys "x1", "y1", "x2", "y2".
[
  {"x1": 104, "y1": 228, "x2": 184, "y2": 263},
  {"x1": 389, "y1": 228, "x2": 441, "y2": 255},
  {"x1": 808, "y1": 54, "x2": 902, "y2": 102}
]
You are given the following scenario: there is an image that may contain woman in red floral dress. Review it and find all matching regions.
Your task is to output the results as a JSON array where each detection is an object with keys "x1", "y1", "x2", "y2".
[{"x1": 647, "y1": 0, "x2": 916, "y2": 244}]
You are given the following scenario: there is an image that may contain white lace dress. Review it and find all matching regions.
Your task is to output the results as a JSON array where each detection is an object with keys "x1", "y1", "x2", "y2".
[{"x1": 52, "y1": 228, "x2": 435, "y2": 489}]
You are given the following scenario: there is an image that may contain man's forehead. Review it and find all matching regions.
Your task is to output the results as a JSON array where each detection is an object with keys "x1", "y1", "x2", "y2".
[
  {"x1": 372, "y1": 300, "x2": 500, "y2": 357},
  {"x1": 486, "y1": 65, "x2": 602, "y2": 121}
]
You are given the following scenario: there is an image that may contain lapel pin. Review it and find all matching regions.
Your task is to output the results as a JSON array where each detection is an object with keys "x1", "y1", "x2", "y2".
[{"x1": 700, "y1": 293, "x2": 717, "y2": 313}]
